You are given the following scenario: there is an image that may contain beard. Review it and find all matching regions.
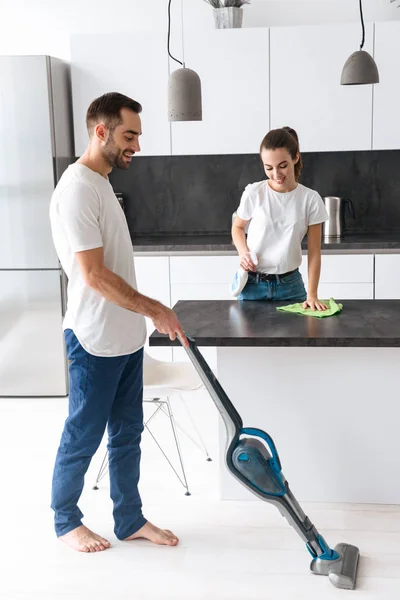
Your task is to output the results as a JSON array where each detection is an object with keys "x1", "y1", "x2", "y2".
[{"x1": 102, "y1": 134, "x2": 132, "y2": 170}]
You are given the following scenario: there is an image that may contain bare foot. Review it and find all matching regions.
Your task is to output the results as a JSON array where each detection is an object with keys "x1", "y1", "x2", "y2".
[
  {"x1": 59, "y1": 525, "x2": 111, "y2": 553},
  {"x1": 125, "y1": 521, "x2": 179, "y2": 546}
]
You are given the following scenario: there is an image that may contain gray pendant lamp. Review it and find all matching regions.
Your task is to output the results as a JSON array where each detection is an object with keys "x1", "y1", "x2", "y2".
[
  {"x1": 167, "y1": 0, "x2": 202, "y2": 121},
  {"x1": 341, "y1": 0, "x2": 379, "y2": 85}
]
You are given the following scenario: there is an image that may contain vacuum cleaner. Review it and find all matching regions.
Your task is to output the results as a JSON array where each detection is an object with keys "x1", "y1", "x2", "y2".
[{"x1": 183, "y1": 336, "x2": 360, "y2": 590}]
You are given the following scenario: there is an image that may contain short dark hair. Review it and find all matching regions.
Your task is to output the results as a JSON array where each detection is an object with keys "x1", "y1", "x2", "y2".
[
  {"x1": 260, "y1": 126, "x2": 303, "y2": 181},
  {"x1": 86, "y1": 92, "x2": 142, "y2": 137}
]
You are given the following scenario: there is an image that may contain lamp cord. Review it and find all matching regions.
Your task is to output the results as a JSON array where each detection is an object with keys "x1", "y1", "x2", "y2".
[
  {"x1": 168, "y1": 0, "x2": 183, "y2": 67},
  {"x1": 359, "y1": 0, "x2": 365, "y2": 50}
]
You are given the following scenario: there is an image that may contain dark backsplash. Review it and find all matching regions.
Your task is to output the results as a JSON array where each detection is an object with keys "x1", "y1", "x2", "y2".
[{"x1": 108, "y1": 150, "x2": 400, "y2": 237}]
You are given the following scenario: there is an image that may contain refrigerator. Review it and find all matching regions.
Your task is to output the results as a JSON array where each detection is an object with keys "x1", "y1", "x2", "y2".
[{"x1": 0, "y1": 55, "x2": 74, "y2": 396}]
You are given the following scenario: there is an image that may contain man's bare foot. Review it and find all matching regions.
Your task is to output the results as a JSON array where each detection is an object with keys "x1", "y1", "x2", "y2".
[
  {"x1": 59, "y1": 525, "x2": 111, "y2": 553},
  {"x1": 124, "y1": 521, "x2": 179, "y2": 546}
]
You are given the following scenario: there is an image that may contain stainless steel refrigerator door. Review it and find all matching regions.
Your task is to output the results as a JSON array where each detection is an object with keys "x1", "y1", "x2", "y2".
[
  {"x1": 0, "y1": 269, "x2": 68, "y2": 396},
  {"x1": 0, "y1": 56, "x2": 59, "y2": 269}
]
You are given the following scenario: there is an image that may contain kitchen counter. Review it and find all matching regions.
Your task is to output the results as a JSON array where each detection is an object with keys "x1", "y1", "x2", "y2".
[
  {"x1": 149, "y1": 299, "x2": 400, "y2": 347},
  {"x1": 133, "y1": 234, "x2": 234, "y2": 254},
  {"x1": 149, "y1": 299, "x2": 400, "y2": 505},
  {"x1": 133, "y1": 232, "x2": 400, "y2": 255}
]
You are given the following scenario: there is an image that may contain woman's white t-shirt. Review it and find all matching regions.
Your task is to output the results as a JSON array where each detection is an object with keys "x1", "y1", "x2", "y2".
[{"x1": 236, "y1": 181, "x2": 328, "y2": 275}]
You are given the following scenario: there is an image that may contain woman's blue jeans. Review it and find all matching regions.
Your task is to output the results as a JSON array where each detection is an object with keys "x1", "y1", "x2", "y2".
[{"x1": 238, "y1": 269, "x2": 307, "y2": 302}]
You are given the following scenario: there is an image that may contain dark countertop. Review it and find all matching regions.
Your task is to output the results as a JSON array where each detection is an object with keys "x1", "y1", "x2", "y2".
[
  {"x1": 149, "y1": 299, "x2": 400, "y2": 348},
  {"x1": 133, "y1": 234, "x2": 234, "y2": 253},
  {"x1": 133, "y1": 233, "x2": 400, "y2": 253}
]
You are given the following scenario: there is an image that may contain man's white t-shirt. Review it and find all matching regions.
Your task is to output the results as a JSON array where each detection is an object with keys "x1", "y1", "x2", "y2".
[
  {"x1": 50, "y1": 163, "x2": 146, "y2": 357},
  {"x1": 236, "y1": 181, "x2": 328, "y2": 275}
]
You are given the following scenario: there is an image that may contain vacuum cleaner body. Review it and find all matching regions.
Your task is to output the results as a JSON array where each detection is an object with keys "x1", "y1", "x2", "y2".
[{"x1": 184, "y1": 337, "x2": 360, "y2": 590}]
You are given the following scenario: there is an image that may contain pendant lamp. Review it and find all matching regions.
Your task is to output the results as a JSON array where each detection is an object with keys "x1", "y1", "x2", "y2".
[
  {"x1": 167, "y1": 0, "x2": 202, "y2": 121},
  {"x1": 340, "y1": 0, "x2": 379, "y2": 85}
]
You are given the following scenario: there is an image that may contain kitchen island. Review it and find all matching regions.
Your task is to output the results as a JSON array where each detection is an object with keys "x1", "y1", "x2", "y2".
[{"x1": 150, "y1": 300, "x2": 400, "y2": 504}]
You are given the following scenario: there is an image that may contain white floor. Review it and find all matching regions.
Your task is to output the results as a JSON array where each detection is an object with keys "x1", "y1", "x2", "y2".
[{"x1": 1, "y1": 392, "x2": 400, "y2": 600}]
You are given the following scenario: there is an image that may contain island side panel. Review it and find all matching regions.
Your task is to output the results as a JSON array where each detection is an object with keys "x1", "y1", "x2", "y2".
[{"x1": 216, "y1": 346, "x2": 400, "y2": 504}]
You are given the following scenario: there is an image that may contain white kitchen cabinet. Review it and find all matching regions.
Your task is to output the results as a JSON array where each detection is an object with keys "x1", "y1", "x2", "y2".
[
  {"x1": 317, "y1": 283, "x2": 373, "y2": 300},
  {"x1": 373, "y1": 22, "x2": 400, "y2": 150},
  {"x1": 321, "y1": 254, "x2": 373, "y2": 283},
  {"x1": 170, "y1": 256, "x2": 238, "y2": 284},
  {"x1": 170, "y1": 256, "x2": 239, "y2": 365},
  {"x1": 171, "y1": 283, "x2": 234, "y2": 305},
  {"x1": 374, "y1": 255, "x2": 400, "y2": 299},
  {"x1": 270, "y1": 24, "x2": 374, "y2": 152},
  {"x1": 300, "y1": 254, "x2": 374, "y2": 299},
  {"x1": 171, "y1": 28, "x2": 270, "y2": 155},
  {"x1": 170, "y1": 256, "x2": 238, "y2": 304},
  {"x1": 134, "y1": 256, "x2": 172, "y2": 361},
  {"x1": 70, "y1": 33, "x2": 171, "y2": 157}
]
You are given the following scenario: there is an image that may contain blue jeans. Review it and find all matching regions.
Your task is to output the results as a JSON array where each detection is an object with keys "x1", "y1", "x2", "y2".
[
  {"x1": 238, "y1": 268, "x2": 307, "y2": 302},
  {"x1": 51, "y1": 329, "x2": 146, "y2": 540}
]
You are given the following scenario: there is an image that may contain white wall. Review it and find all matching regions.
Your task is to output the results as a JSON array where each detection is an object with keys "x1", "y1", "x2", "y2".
[{"x1": 0, "y1": 0, "x2": 399, "y2": 61}]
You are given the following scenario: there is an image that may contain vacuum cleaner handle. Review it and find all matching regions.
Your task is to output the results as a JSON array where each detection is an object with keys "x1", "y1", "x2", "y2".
[{"x1": 183, "y1": 335, "x2": 243, "y2": 447}]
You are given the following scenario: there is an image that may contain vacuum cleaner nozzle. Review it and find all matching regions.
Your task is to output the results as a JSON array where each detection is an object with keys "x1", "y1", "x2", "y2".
[{"x1": 310, "y1": 543, "x2": 360, "y2": 590}]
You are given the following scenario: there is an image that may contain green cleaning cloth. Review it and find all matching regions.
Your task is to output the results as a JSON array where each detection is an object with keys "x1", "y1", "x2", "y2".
[{"x1": 276, "y1": 298, "x2": 343, "y2": 318}]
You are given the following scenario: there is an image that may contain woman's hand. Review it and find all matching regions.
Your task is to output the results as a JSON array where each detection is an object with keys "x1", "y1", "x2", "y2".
[
  {"x1": 302, "y1": 296, "x2": 328, "y2": 311},
  {"x1": 239, "y1": 252, "x2": 257, "y2": 272}
]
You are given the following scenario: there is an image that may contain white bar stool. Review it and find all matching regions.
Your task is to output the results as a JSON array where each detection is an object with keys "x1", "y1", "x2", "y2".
[{"x1": 93, "y1": 352, "x2": 212, "y2": 495}]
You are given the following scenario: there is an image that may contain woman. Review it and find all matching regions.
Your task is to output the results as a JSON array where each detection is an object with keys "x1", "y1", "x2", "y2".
[{"x1": 232, "y1": 127, "x2": 328, "y2": 311}]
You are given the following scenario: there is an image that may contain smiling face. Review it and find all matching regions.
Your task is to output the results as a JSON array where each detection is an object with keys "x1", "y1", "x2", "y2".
[
  {"x1": 260, "y1": 147, "x2": 299, "y2": 193},
  {"x1": 100, "y1": 107, "x2": 142, "y2": 170}
]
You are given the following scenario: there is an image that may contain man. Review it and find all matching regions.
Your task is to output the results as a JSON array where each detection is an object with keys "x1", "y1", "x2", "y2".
[{"x1": 50, "y1": 92, "x2": 187, "y2": 553}]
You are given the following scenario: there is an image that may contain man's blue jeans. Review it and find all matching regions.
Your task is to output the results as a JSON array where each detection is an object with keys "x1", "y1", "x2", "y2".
[{"x1": 51, "y1": 329, "x2": 147, "y2": 540}]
